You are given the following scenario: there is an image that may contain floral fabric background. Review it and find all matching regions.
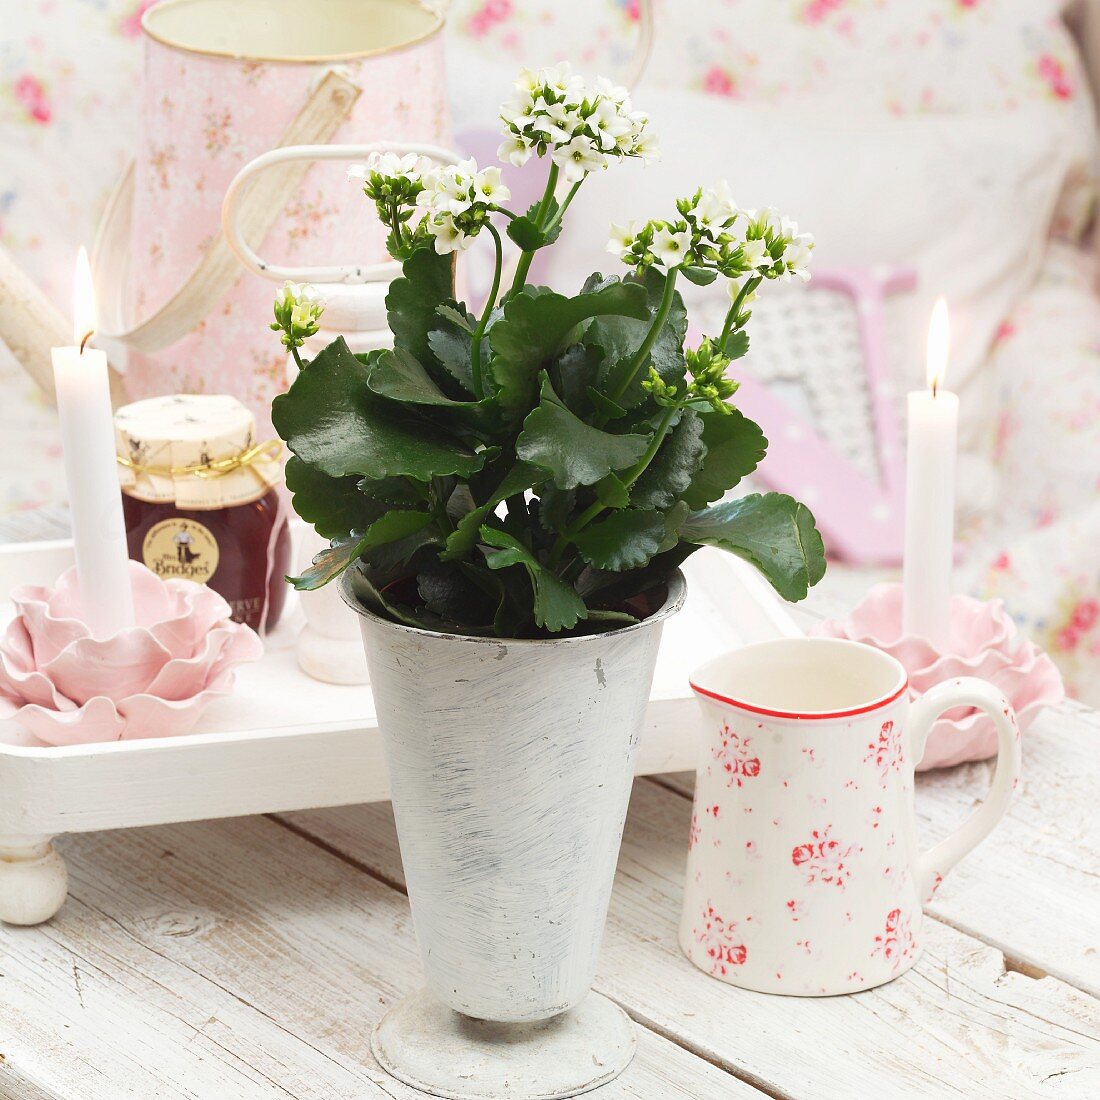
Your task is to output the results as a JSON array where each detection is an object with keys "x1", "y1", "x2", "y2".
[{"x1": 1, "y1": 0, "x2": 1098, "y2": 703}]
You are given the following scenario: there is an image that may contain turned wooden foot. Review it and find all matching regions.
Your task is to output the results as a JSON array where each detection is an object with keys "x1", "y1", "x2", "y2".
[{"x1": 0, "y1": 837, "x2": 68, "y2": 925}]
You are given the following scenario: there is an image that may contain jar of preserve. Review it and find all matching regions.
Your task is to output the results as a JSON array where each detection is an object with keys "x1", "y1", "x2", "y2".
[{"x1": 115, "y1": 394, "x2": 290, "y2": 633}]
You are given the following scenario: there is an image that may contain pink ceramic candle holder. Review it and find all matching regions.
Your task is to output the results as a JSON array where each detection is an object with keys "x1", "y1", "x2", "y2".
[
  {"x1": 0, "y1": 561, "x2": 263, "y2": 746},
  {"x1": 812, "y1": 582, "x2": 1064, "y2": 770}
]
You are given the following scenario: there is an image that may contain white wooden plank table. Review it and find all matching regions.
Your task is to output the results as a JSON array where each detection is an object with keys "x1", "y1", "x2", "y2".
[{"x1": 2, "y1": 571, "x2": 1098, "y2": 1098}]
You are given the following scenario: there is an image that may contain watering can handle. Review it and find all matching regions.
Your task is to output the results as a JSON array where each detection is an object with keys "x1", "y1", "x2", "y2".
[
  {"x1": 90, "y1": 70, "x2": 361, "y2": 355},
  {"x1": 221, "y1": 143, "x2": 462, "y2": 286}
]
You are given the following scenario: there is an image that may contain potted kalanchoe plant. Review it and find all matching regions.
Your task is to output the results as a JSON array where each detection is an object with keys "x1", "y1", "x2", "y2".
[{"x1": 270, "y1": 63, "x2": 824, "y2": 1095}]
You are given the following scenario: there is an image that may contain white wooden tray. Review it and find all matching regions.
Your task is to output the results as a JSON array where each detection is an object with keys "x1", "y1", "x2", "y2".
[{"x1": 0, "y1": 533, "x2": 744, "y2": 924}]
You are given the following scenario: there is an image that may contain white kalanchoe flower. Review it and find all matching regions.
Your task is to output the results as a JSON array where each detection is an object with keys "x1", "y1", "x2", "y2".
[
  {"x1": 427, "y1": 159, "x2": 477, "y2": 215},
  {"x1": 740, "y1": 236, "x2": 771, "y2": 271},
  {"x1": 692, "y1": 182, "x2": 739, "y2": 235},
  {"x1": 783, "y1": 231, "x2": 815, "y2": 281},
  {"x1": 606, "y1": 220, "x2": 638, "y2": 257},
  {"x1": 631, "y1": 130, "x2": 660, "y2": 164},
  {"x1": 474, "y1": 165, "x2": 511, "y2": 205},
  {"x1": 374, "y1": 151, "x2": 430, "y2": 178},
  {"x1": 651, "y1": 226, "x2": 691, "y2": 268},
  {"x1": 540, "y1": 61, "x2": 585, "y2": 100},
  {"x1": 726, "y1": 274, "x2": 759, "y2": 304},
  {"x1": 277, "y1": 281, "x2": 322, "y2": 311},
  {"x1": 498, "y1": 61, "x2": 658, "y2": 177},
  {"x1": 594, "y1": 76, "x2": 630, "y2": 105},
  {"x1": 426, "y1": 213, "x2": 474, "y2": 255},
  {"x1": 348, "y1": 151, "x2": 431, "y2": 187},
  {"x1": 498, "y1": 133, "x2": 533, "y2": 167},
  {"x1": 272, "y1": 281, "x2": 325, "y2": 349},
  {"x1": 552, "y1": 135, "x2": 608, "y2": 182},
  {"x1": 410, "y1": 156, "x2": 506, "y2": 256}
]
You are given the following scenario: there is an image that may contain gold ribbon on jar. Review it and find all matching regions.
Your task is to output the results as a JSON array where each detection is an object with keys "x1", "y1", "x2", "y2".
[{"x1": 116, "y1": 438, "x2": 283, "y2": 480}]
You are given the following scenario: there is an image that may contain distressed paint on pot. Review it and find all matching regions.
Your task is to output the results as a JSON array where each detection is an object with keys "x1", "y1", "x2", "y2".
[{"x1": 343, "y1": 571, "x2": 686, "y2": 1023}]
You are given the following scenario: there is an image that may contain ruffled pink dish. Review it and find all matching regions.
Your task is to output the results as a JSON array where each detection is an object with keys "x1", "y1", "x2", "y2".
[
  {"x1": 0, "y1": 562, "x2": 263, "y2": 746},
  {"x1": 813, "y1": 582, "x2": 1063, "y2": 770}
]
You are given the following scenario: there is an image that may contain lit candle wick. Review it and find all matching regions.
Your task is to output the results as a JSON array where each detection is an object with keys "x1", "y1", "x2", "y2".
[{"x1": 925, "y1": 294, "x2": 949, "y2": 398}]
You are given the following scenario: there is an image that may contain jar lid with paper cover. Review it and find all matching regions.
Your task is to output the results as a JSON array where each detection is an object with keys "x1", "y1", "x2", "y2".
[{"x1": 115, "y1": 394, "x2": 290, "y2": 633}]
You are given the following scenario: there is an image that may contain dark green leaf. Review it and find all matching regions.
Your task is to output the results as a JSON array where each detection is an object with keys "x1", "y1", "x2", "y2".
[
  {"x1": 439, "y1": 461, "x2": 545, "y2": 561},
  {"x1": 550, "y1": 343, "x2": 603, "y2": 414},
  {"x1": 345, "y1": 565, "x2": 428, "y2": 628},
  {"x1": 680, "y1": 265, "x2": 718, "y2": 286},
  {"x1": 538, "y1": 483, "x2": 576, "y2": 533},
  {"x1": 272, "y1": 337, "x2": 485, "y2": 481},
  {"x1": 435, "y1": 303, "x2": 473, "y2": 332},
  {"x1": 719, "y1": 329, "x2": 750, "y2": 360},
  {"x1": 367, "y1": 347, "x2": 479, "y2": 408},
  {"x1": 587, "y1": 267, "x2": 688, "y2": 409},
  {"x1": 681, "y1": 408, "x2": 767, "y2": 510},
  {"x1": 658, "y1": 501, "x2": 690, "y2": 552},
  {"x1": 631, "y1": 409, "x2": 706, "y2": 510},
  {"x1": 284, "y1": 456, "x2": 380, "y2": 539},
  {"x1": 489, "y1": 279, "x2": 649, "y2": 419},
  {"x1": 586, "y1": 609, "x2": 640, "y2": 625},
  {"x1": 506, "y1": 215, "x2": 550, "y2": 251},
  {"x1": 573, "y1": 508, "x2": 668, "y2": 571},
  {"x1": 505, "y1": 197, "x2": 563, "y2": 251},
  {"x1": 586, "y1": 386, "x2": 626, "y2": 422},
  {"x1": 387, "y1": 247, "x2": 454, "y2": 366},
  {"x1": 361, "y1": 522, "x2": 441, "y2": 576},
  {"x1": 594, "y1": 472, "x2": 630, "y2": 509},
  {"x1": 516, "y1": 376, "x2": 649, "y2": 489},
  {"x1": 417, "y1": 565, "x2": 495, "y2": 629},
  {"x1": 479, "y1": 526, "x2": 588, "y2": 632},
  {"x1": 289, "y1": 511, "x2": 434, "y2": 590},
  {"x1": 360, "y1": 476, "x2": 429, "y2": 509},
  {"x1": 679, "y1": 493, "x2": 826, "y2": 601},
  {"x1": 427, "y1": 324, "x2": 474, "y2": 393}
]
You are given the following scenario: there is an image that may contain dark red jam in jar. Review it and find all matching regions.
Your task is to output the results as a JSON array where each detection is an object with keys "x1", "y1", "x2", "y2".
[{"x1": 115, "y1": 395, "x2": 290, "y2": 633}]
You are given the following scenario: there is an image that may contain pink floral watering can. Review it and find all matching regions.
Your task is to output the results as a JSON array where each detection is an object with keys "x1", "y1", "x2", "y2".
[{"x1": 91, "y1": 0, "x2": 451, "y2": 433}]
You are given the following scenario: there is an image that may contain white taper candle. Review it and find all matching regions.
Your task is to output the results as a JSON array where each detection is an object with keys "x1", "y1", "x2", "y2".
[
  {"x1": 51, "y1": 248, "x2": 134, "y2": 638},
  {"x1": 902, "y1": 297, "x2": 957, "y2": 649}
]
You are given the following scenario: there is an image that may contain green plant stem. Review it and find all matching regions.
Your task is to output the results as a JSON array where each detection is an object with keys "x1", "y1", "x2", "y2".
[
  {"x1": 290, "y1": 345, "x2": 307, "y2": 373},
  {"x1": 430, "y1": 480, "x2": 456, "y2": 534},
  {"x1": 603, "y1": 267, "x2": 679, "y2": 411},
  {"x1": 507, "y1": 162, "x2": 559, "y2": 297},
  {"x1": 546, "y1": 403, "x2": 680, "y2": 569},
  {"x1": 469, "y1": 222, "x2": 503, "y2": 400},
  {"x1": 718, "y1": 275, "x2": 761, "y2": 347},
  {"x1": 542, "y1": 176, "x2": 583, "y2": 233}
]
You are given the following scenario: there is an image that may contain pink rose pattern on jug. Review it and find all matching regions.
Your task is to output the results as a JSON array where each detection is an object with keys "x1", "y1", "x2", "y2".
[
  {"x1": 683, "y1": 703, "x2": 926, "y2": 994},
  {"x1": 681, "y1": 640, "x2": 1022, "y2": 996}
]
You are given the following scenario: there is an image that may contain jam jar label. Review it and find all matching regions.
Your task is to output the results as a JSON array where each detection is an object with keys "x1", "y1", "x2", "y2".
[{"x1": 142, "y1": 518, "x2": 220, "y2": 583}]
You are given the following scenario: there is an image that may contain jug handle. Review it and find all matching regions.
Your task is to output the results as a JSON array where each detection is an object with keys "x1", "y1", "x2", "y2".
[
  {"x1": 910, "y1": 678, "x2": 1022, "y2": 903},
  {"x1": 221, "y1": 143, "x2": 461, "y2": 286}
]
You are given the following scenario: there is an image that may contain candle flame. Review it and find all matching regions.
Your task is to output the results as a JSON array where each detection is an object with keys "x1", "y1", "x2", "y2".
[
  {"x1": 926, "y1": 296, "x2": 950, "y2": 396},
  {"x1": 73, "y1": 246, "x2": 97, "y2": 349}
]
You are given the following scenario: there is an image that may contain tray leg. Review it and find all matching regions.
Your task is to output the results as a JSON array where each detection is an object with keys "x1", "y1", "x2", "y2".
[{"x1": 0, "y1": 836, "x2": 68, "y2": 925}]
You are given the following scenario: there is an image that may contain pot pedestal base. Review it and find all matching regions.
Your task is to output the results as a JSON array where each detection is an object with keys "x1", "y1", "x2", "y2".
[{"x1": 370, "y1": 989, "x2": 637, "y2": 1099}]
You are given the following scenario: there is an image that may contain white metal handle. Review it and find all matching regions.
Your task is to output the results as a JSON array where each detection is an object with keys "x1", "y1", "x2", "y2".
[
  {"x1": 220, "y1": 142, "x2": 462, "y2": 285},
  {"x1": 911, "y1": 677, "x2": 1021, "y2": 902}
]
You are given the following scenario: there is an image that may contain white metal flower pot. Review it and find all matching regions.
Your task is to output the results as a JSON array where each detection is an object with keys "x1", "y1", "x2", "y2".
[{"x1": 342, "y1": 570, "x2": 686, "y2": 1099}]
